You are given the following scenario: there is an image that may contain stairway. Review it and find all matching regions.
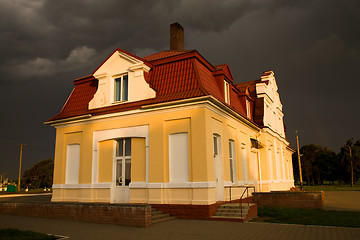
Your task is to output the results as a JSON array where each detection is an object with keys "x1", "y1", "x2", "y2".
[
  {"x1": 151, "y1": 207, "x2": 176, "y2": 224},
  {"x1": 211, "y1": 203, "x2": 257, "y2": 221}
]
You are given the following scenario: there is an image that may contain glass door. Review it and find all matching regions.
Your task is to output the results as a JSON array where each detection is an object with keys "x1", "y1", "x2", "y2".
[{"x1": 113, "y1": 138, "x2": 131, "y2": 203}]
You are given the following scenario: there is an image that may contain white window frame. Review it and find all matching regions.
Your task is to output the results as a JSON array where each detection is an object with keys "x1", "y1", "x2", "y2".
[
  {"x1": 114, "y1": 74, "x2": 129, "y2": 102},
  {"x1": 246, "y1": 99, "x2": 251, "y2": 119},
  {"x1": 224, "y1": 81, "x2": 230, "y2": 104}
]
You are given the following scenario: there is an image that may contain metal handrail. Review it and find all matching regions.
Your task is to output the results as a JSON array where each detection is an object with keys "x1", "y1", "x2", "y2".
[{"x1": 224, "y1": 185, "x2": 256, "y2": 218}]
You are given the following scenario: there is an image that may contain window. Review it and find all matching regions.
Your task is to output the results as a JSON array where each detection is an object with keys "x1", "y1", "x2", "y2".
[
  {"x1": 169, "y1": 133, "x2": 189, "y2": 183},
  {"x1": 246, "y1": 99, "x2": 251, "y2": 119},
  {"x1": 213, "y1": 134, "x2": 219, "y2": 156},
  {"x1": 115, "y1": 74, "x2": 128, "y2": 102},
  {"x1": 65, "y1": 144, "x2": 80, "y2": 184},
  {"x1": 241, "y1": 143, "x2": 248, "y2": 182},
  {"x1": 224, "y1": 81, "x2": 230, "y2": 104},
  {"x1": 229, "y1": 140, "x2": 237, "y2": 183},
  {"x1": 115, "y1": 138, "x2": 131, "y2": 186}
]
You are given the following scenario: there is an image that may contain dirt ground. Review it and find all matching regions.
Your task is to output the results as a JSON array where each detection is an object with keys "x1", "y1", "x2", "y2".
[{"x1": 323, "y1": 191, "x2": 360, "y2": 211}]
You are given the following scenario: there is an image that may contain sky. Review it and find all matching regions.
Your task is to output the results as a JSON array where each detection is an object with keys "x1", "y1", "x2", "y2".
[{"x1": 0, "y1": 0, "x2": 359, "y2": 180}]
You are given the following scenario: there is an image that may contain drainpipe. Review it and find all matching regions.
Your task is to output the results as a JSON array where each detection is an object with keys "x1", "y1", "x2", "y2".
[{"x1": 256, "y1": 130, "x2": 262, "y2": 192}]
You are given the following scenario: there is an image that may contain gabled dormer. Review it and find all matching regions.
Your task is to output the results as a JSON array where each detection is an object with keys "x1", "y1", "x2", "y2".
[
  {"x1": 89, "y1": 49, "x2": 155, "y2": 109},
  {"x1": 255, "y1": 71, "x2": 285, "y2": 137}
]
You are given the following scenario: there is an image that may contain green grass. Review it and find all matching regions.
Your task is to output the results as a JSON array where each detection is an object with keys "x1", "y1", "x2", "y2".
[
  {"x1": 0, "y1": 228, "x2": 58, "y2": 240},
  {"x1": 256, "y1": 206, "x2": 360, "y2": 228},
  {"x1": 299, "y1": 184, "x2": 360, "y2": 191}
]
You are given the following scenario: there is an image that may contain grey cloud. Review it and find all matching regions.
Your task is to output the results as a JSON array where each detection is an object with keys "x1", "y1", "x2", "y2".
[{"x1": 1, "y1": 46, "x2": 97, "y2": 80}]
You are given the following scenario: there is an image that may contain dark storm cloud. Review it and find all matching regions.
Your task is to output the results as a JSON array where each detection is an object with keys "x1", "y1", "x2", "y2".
[
  {"x1": 0, "y1": 0, "x2": 256, "y2": 84},
  {"x1": 0, "y1": 0, "x2": 359, "y2": 178}
]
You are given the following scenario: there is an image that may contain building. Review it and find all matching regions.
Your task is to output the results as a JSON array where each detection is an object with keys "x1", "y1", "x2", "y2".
[{"x1": 46, "y1": 23, "x2": 294, "y2": 207}]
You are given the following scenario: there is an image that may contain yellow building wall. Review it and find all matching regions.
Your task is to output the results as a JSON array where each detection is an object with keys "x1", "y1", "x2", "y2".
[
  {"x1": 52, "y1": 102, "x2": 294, "y2": 204},
  {"x1": 98, "y1": 140, "x2": 113, "y2": 183},
  {"x1": 131, "y1": 138, "x2": 146, "y2": 182}
]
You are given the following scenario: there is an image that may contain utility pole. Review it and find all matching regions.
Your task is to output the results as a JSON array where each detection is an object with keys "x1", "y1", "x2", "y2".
[
  {"x1": 345, "y1": 144, "x2": 354, "y2": 187},
  {"x1": 296, "y1": 131, "x2": 303, "y2": 191},
  {"x1": 18, "y1": 144, "x2": 27, "y2": 192}
]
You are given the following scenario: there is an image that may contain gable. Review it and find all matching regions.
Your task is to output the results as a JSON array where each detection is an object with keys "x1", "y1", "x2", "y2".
[
  {"x1": 89, "y1": 49, "x2": 155, "y2": 109},
  {"x1": 256, "y1": 71, "x2": 285, "y2": 137}
]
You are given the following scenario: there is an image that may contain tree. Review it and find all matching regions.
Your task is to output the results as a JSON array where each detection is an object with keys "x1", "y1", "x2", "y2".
[
  {"x1": 296, "y1": 144, "x2": 339, "y2": 185},
  {"x1": 22, "y1": 159, "x2": 54, "y2": 189}
]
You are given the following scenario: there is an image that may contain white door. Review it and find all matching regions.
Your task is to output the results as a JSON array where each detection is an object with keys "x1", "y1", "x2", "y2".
[
  {"x1": 213, "y1": 134, "x2": 224, "y2": 201},
  {"x1": 113, "y1": 138, "x2": 131, "y2": 203}
]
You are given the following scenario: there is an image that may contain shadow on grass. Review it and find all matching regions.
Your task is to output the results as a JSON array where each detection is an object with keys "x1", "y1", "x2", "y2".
[
  {"x1": 253, "y1": 206, "x2": 360, "y2": 228},
  {"x1": 0, "y1": 228, "x2": 59, "y2": 240}
]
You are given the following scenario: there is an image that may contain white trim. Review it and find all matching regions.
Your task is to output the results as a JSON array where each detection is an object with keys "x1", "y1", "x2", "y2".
[
  {"x1": 244, "y1": 179, "x2": 295, "y2": 185},
  {"x1": 190, "y1": 181, "x2": 216, "y2": 188},
  {"x1": 133, "y1": 181, "x2": 217, "y2": 189},
  {"x1": 52, "y1": 183, "x2": 111, "y2": 189},
  {"x1": 44, "y1": 114, "x2": 92, "y2": 125},
  {"x1": 224, "y1": 181, "x2": 233, "y2": 187}
]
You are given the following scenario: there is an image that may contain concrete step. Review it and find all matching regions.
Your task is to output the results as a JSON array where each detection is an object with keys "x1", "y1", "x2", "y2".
[
  {"x1": 152, "y1": 213, "x2": 171, "y2": 220},
  {"x1": 210, "y1": 215, "x2": 245, "y2": 220},
  {"x1": 151, "y1": 210, "x2": 165, "y2": 216},
  {"x1": 215, "y1": 208, "x2": 249, "y2": 213},
  {"x1": 214, "y1": 211, "x2": 248, "y2": 217},
  {"x1": 212, "y1": 202, "x2": 256, "y2": 220},
  {"x1": 218, "y1": 203, "x2": 255, "y2": 209},
  {"x1": 152, "y1": 216, "x2": 176, "y2": 224},
  {"x1": 151, "y1": 207, "x2": 176, "y2": 224}
]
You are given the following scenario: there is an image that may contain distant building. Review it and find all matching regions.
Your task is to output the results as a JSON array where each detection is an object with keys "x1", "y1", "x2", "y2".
[{"x1": 47, "y1": 23, "x2": 294, "y2": 206}]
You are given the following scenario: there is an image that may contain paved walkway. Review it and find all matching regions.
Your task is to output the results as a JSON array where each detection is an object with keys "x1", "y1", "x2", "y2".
[
  {"x1": 1, "y1": 192, "x2": 360, "y2": 239},
  {"x1": 0, "y1": 213, "x2": 359, "y2": 240}
]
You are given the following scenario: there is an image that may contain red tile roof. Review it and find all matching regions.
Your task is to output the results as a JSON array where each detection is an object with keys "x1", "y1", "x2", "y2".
[
  {"x1": 47, "y1": 48, "x2": 260, "y2": 126},
  {"x1": 143, "y1": 50, "x2": 193, "y2": 62}
]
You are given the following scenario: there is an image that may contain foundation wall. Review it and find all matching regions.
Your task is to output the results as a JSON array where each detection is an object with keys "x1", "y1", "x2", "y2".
[
  {"x1": 0, "y1": 202, "x2": 151, "y2": 227},
  {"x1": 253, "y1": 191, "x2": 325, "y2": 209}
]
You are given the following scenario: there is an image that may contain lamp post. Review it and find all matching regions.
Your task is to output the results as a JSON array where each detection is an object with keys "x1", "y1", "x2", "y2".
[{"x1": 18, "y1": 144, "x2": 27, "y2": 192}]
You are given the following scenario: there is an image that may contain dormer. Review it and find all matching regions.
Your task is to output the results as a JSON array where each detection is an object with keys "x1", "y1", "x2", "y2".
[
  {"x1": 255, "y1": 71, "x2": 285, "y2": 137},
  {"x1": 89, "y1": 49, "x2": 155, "y2": 109}
]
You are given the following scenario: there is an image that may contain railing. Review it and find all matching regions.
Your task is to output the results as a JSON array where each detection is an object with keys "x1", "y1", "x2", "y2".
[{"x1": 224, "y1": 185, "x2": 256, "y2": 218}]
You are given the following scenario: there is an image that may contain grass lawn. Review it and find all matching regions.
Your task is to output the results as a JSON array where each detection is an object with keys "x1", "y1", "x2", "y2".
[
  {"x1": 0, "y1": 189, "x2": 52, "y2": 195},
  {"x1": 299, "y1": 184, "x2": 360, "y2": 191},
  {"x1": 255, "y1": 206, "x2": 360, "y2": 228},
  {"x1": 0, "y1": 228, "x2": 58, "y2": 240}
]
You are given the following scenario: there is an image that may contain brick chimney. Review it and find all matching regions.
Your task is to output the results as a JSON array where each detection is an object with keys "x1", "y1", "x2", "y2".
[{"x1": 170, "y1": 23, "x2": 184, "y2": 50}]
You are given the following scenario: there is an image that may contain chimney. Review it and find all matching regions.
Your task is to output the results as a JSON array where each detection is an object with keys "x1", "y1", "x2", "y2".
[{"x1": 170, "y1": 23, "x2": 184, "y2": 50}]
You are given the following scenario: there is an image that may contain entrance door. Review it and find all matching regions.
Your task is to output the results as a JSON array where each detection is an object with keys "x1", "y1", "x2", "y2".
[
  {"x1": 113, "y1": 138, "x2": 131, "y2": 203},
  {"x1": 213, "y1": 134, "x2": 224, "y2": 201}
]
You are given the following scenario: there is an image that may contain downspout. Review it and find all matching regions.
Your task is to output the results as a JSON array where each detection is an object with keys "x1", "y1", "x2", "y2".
[{"x1": 256, "y1": 130, "x2": 262, "y2": 192}]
